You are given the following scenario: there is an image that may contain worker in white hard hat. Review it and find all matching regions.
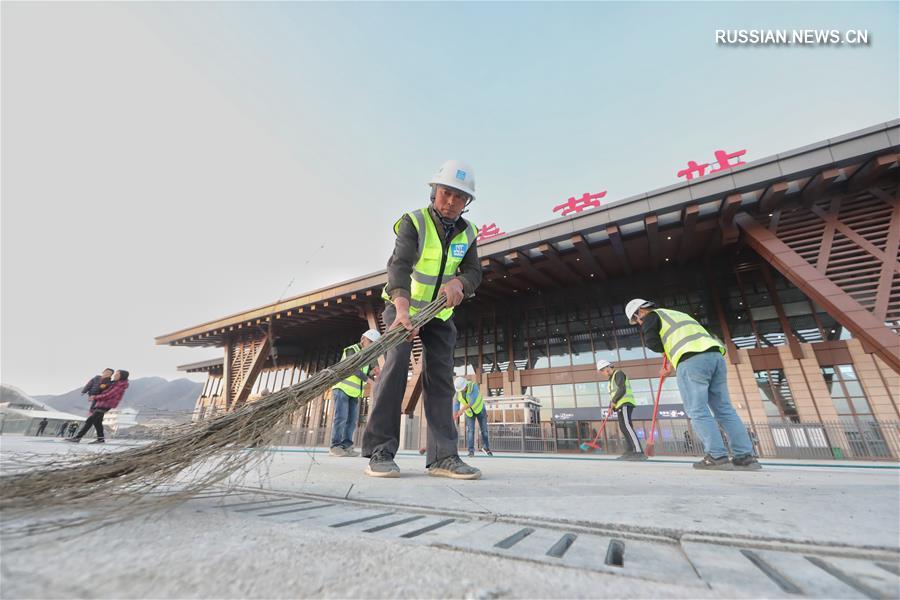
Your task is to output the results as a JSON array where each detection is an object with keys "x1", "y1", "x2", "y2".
[
  {"x1": 625, "y1": 298, "x2": 761, "y2": 471},
  {"x1": 453, "y1": 376, "x2": 493, "y2": 457},
  {"x1": 596, "y1": 359, "x2": 645, "y2": 461},
  {"x1": 329, "y1": 329, "x2": 382, "y2": 457},
  {"x1": 361, "y1": 160, "x2": 483, "y2": 479}
]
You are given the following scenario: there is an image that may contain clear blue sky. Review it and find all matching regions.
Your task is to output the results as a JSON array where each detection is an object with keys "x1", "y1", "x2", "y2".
[{"x1": 2, "y1": 1, "x2": 897, "y2": 394}]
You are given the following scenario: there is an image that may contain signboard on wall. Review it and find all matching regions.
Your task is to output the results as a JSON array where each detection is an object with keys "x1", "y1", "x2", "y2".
[{"x1": 552, "y1": 404, "x2": 688, "y2": 422}]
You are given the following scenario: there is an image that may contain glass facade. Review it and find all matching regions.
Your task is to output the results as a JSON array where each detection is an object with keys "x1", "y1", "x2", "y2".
[
  {"x1": 754, "y1": 369, "x2": 799, "y2": 422},
  {"x1": 821, "y1": 364, "x2": 890, "y2": 457},
  {"x1": 441, "y1": 250, "x2": 865, "y2": 422},
  {"x1": 717, "y1": 252, "x2": 850, "y2": 350},
  {"x1": 822, "y1": 365, "x2": 873, "y2": 418},
  {"x1": 198, "y1": 246, "x2": 890, "y2": 459}
]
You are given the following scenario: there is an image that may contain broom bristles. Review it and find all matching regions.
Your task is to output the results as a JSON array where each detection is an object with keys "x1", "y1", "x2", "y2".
[{"x1": 0, "y1": 297, "x2": 448, "y2": 534}]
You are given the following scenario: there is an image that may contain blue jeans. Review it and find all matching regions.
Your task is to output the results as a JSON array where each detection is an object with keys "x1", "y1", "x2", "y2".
[
  {"x1": 676, "y1": 352, "x2": 753, "y2": 459},
  {"x1": 330, "y1": 388, "x2": 359, "y2": 449},
  {"x1": 465, "y1": 410, "x2": 490, "y2": 453}
]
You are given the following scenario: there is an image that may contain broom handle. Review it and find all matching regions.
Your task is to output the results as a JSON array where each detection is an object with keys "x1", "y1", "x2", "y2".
[
  {"x1": 647, "y1": 356, "x2": 668, "y2": 451},
  {"x1": 588, "y1": 403, "x2": 615, "y2": 445}
]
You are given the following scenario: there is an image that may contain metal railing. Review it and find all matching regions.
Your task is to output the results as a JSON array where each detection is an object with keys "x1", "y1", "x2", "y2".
[
  {"x1": 275, "y1": 420, "x2": 899, "y2": 461},
  {"x1": 630, "y1": 420, "x2": 898, "y2": 461}
]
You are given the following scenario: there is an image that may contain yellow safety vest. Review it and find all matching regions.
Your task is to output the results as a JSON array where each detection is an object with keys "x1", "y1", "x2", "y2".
[
  {"x1": 654, "y1": 308, "x2": 725, "y2": 369},
  {"x1": 331, "y1": 344, "x2": 370, "y2": 398},
  {"x1": 382, "y1": 207, "x2": 478, "y2": 321},
  {"x1": 608, "y1": 369, "x2": 636, "y2": 409},
  {"x1": 457, "y1": 381, "x2": 484, "y2": 417}
]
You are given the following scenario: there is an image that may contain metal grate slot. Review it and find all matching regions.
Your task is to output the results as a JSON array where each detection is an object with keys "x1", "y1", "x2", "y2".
[
  {"x1": 258, "y1": 503, "x2": 332, "y2": 517},
  {"x1": 741, "y1": 549, "x2": 802, "y2": 594},
  {"x1": 363, "y1": 515, "x2": 425, "y2": 533},
  {"x1": 806, "y1": 556, "x2": 886, "y2": 599},
  {"x1": 494, "y1": 528, "x2": 534, "y2": 549},
  {"x1": 605, "y1": 539, "x2": 625, "y2": 567},
  {"x1": 546, "y1": 533, "x2": 577, "y2": 558},
  {"x1": 330, "y1": 512, "x2": 395, "y2": 528},
  {"x1": 400, "y1": 519, "x2": 456, "y2": 539}
]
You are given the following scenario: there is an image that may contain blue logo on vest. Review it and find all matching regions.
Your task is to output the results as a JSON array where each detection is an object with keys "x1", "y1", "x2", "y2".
[
  {"x1": 455, "y1": 169, "x2": 466, "y2": 181},
  {"x1": 450, "y1": 243, "x2": 468, "y2": 258}
]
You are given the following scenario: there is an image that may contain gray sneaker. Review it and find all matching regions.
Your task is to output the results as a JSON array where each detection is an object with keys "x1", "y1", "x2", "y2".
[
  {"x1": 344, "y1": 446, "x2": 361, "y2": 457},
  {"x1": 623, "y1": 452, "x2": 648, "y2": 461},
  {"x1": 428, "y1": 455, "x2": 481, "y2": 480},
  {"x1": 732, "y1": 454, "x2": 762, "y2": 471},
  {"x1": 693, "y1": 454, "x2": 734, "y2": 470},
  {"x1": 365, "y1": 450, "x2": 400, "y2": 478},
  {"x1": 329, "y1": 446, "x2": 348, "y2": 457}
]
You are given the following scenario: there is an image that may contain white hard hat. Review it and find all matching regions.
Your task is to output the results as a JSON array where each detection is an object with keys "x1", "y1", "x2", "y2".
[
  {"x1": 453, "y1": 376, "x2": 468, "y2": 392},
  {"x1": 361, "y1": 329, "x2": 382, "y2": 343},
  {"x1": 625, "y1": 298, "x2": 655, "y2": 324},
  {"x1": 428, "y1": 160, "x2": 476, "y2": 200},
  {"x1": 596, "y1": 359, "x2": 613, "y2": 371}
]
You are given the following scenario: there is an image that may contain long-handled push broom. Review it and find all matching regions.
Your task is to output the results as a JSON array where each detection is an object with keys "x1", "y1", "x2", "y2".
[
  {"x1": 0, "y1": 296, "x2": 450, "y2": 535},
  {"x1": 645, "y1": 356, "x2": 669, "y2": 457},
  {"x1": 579, "y1": 403, "x2": 615, "y2": 452}
]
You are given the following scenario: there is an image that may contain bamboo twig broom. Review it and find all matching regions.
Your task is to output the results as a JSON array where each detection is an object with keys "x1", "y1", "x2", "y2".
[{"x1": 0, "y1": 297, "x2": 447, "y2": 535}]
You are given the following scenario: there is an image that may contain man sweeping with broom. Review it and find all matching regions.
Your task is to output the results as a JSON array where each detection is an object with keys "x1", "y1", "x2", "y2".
[
  {"x1": 596, "y1": 360, "x2": 646, "y2": 461},
  {"x1": 625, "y1": 298, "x2": 761, "y2": 471},
  {"x1": 361, "y1": 160, "x2": 482, "y2": 480}
]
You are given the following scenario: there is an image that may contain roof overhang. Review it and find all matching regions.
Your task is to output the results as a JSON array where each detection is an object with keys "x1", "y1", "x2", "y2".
[{"x1": 156, "y1": 120, "x2": 899, "y2": 348}]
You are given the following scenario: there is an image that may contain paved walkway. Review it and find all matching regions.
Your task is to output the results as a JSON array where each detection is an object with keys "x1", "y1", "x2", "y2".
[{"x1": 2, "y1": 437, "x2": 899, "y2": 598}]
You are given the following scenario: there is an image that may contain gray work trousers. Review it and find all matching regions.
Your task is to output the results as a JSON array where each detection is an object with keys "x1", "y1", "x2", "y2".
[{"x1": 362, "y1": 303, "x2": 459, "y2": 467}]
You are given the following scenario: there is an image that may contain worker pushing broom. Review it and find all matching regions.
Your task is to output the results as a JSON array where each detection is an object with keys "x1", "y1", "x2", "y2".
[
  {"x1": 624, "y1": 298, "x2": 762, "y2": 471},
  {"x1": 0, "y1": 159, "x2": 485, "y2": 534},
  {"x1": 594, "y1": 359, "x2": 647, "y2": 460},
  {"x1": 1, "y1": 163, "x2": 763, "y2": 538}
]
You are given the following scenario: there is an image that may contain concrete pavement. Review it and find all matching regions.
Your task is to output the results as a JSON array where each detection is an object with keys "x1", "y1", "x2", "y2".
[{"x1": 2, "y1": 436, "x2": 898, "y2": 598}]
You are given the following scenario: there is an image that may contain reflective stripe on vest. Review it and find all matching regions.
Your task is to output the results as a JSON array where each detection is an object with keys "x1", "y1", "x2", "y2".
[
  {"x1": 332, "y1": 344, "x2": 370, "y2": 398},
  {"x1": 654, "y1": 308, "x2": 725, "y2": 369},
  {"x1": 608, "y1": 369, "x2": 636, "y2": 409},
  {"x1": 381, "y1": 207, "x2": 478, "y2": 321},
  {"x1": 457, "y1": 381, "x2": 484, "y2": 417}
]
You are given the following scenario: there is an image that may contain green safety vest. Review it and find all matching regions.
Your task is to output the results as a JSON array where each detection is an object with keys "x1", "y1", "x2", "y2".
[
  {"x1": 654, "y1": 308, "x2": 725, "y2": 369},
  {"x1": 331, "y1": 344, "x2": 371, "y2": 398},
  {"x1": 381, "y1": 207, "x2": 478, "y2": 321},
  {"x1": 457, "y1": 381, "x2": 484, "y2": 417},
  {"x1": 608, "y1": 369, "x2": 636, "y2": 409}
]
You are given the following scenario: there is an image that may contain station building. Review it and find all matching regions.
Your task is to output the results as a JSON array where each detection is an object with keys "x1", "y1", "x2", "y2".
[{"x1": 157, "y1": 121, "x2": 900, "y2": 460}]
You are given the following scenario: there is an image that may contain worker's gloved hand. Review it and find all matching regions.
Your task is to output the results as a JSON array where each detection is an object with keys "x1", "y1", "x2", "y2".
[{"x1": 439, "y1": 278, "x2": 465, "y2": 308}]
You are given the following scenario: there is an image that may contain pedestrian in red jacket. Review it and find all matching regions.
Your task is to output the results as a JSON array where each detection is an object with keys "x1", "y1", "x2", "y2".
[{"x1": 67, "y1": 370, "x2": 130, "y2": 444}]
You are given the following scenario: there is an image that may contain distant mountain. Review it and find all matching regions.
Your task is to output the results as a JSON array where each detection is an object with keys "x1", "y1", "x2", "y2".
[{"x1": 34, "y1": 377, "x2": 203, "y2": 423}]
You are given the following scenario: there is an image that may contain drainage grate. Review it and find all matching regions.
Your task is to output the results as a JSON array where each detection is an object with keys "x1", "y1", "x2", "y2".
[{"x1": 189, "y1": 486, "x2": 900, "y2": 598}]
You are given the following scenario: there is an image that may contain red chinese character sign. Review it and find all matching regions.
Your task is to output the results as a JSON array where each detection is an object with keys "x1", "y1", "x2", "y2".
[
  {"x1": 552, "y1": 191, "x2": 607, "y2": 217},
  {"x1": 478, "y1": 222, "x2": 505, "y2": 242},
  {"x1": 677, "y1": 148, "x2": 747, "y2": 181}
]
